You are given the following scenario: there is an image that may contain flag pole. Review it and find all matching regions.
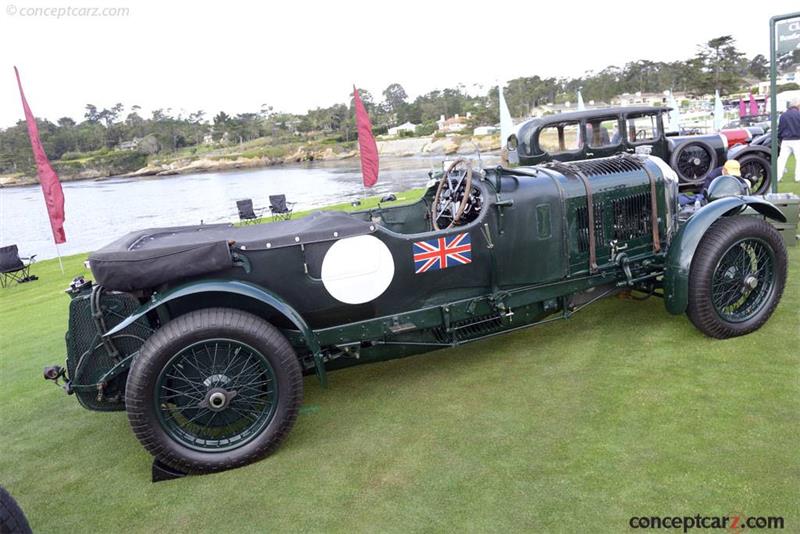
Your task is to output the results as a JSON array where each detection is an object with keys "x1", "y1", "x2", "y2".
[{"x1": 54, "y1": 242, "x2": 64, "y2": 273}]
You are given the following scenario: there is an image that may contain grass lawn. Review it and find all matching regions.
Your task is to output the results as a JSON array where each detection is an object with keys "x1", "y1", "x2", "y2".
[{"x1": 1, "y1": 183, "x2": 798, "y2": 533}]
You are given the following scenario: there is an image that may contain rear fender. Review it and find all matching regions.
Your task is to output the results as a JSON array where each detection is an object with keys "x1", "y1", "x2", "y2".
[
  {"x1": 663, "y1": 196, "x2": 786, "y2": 315},
  {"x1": 104, "y1": 279, "x2": 327, "y2": 385}
]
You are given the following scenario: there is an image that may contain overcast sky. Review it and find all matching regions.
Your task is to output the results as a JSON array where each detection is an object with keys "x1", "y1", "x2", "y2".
[{"x1": 1, "y1": 0, "x2": 798, "y2": 128}]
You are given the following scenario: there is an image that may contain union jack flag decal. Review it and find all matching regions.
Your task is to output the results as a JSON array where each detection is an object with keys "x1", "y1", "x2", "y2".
[{"x1": 413, "y1": 233, "x2": 472, "y2": 274}]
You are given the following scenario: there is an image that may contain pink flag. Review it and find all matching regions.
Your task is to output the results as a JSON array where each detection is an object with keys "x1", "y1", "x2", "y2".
[
  {"x1": 353, "y1": 85, "x2": 378, "y2": 188},
  {"x1": 14, "y1": 67, "x2": 66, "y2": 244},
  {"x1": 739, "y1": 98, "x2": 746, "y2": 118},
  {"x1": 749, "y1": 93, "x2": 758, "y2": 117}
]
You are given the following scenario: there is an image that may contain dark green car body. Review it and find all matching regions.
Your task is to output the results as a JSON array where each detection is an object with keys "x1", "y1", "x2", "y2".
[{"x1": 48, "y1": 153, "x2": 788, "y2": 475}]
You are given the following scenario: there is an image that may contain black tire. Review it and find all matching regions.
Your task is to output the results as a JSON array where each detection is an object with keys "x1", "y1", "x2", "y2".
[
  {"x1": 670, "y1": 140, "x2": 718, "y2": 186},
  {"x1": 126, "y1": 308, "x2": 303, "y2": 474},
  {"x1": 0, "y1": 487, "x2": 32, "y2": 534},
  {"x1": 687, "y1": 216, "x2": 787, "y2": 339},
  {"x1": 737, "y1": 154, "x2": 772, "y2": 195}
]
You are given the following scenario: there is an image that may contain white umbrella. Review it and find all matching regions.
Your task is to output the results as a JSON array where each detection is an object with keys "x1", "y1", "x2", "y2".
[
  {"x1": 666, "y1": 91, "x2": 682, "y2": 133},
  {"x1": 713, "y1": 90, "x2": 724, "y2": 131},
  {"x1": 499, "y1": 85, "x2": 514, "y2": 150}
]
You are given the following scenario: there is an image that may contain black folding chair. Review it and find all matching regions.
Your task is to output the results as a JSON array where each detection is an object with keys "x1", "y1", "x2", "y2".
[
  {"x1": 236, "y1": 199, "x2": 262, "y2": 225},
  {"x1": 0, "y1": 245, "x2": 37, "y2": 288},
  {"x1": 269, "y1": 195, "x2": 295, "y2": 222}
]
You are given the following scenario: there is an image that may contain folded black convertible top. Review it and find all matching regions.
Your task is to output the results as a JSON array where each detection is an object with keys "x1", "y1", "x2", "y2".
[{"x1": 89, "y1": 211, "x2": 374, "y2": 291}]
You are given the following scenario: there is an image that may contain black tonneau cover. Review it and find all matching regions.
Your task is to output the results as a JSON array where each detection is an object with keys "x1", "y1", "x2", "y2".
[{"x1": 89, "y1": 211, "x2": 374, "y2": 291}]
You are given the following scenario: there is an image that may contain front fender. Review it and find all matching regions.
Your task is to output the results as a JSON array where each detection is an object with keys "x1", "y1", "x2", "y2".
[
  {"x1": 729, "y1": 145, "x2": 771, "y2": 160},
  {"x1": 663, "y1": 196, "x2": 786, "y2": 315},
  {"x1": 104, "y1": 279, "x2": 327, "y2": 385}
]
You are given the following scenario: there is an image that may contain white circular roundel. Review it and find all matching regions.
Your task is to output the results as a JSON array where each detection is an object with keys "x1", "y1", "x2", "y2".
[{"x1": 321, "y1": 235, "x2": 395, "y2": 304}]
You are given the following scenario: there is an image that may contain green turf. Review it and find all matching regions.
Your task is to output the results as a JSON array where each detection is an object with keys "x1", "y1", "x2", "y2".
[
  {"x1": 779, "y1": 153, "x2": 796, "y2": 183},
  {"x1": 1, "y1": 184, "x2": 798, "y2": 533}
]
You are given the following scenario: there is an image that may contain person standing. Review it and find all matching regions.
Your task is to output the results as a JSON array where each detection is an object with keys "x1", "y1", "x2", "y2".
[{"x1": 777, "y1": 98, "x2": 800, "y2": 182}]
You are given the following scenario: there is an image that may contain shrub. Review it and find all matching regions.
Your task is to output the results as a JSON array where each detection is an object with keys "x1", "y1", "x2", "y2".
[{"x1": 415, "y1": 122, "x2": 437, "y2": 136}]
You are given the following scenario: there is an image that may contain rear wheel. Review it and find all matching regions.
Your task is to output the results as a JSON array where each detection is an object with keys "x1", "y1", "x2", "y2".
[
  {"x1": 687, "y1": 216, "x2": 787, "y2": 338},
  {"x1": 126, "y1": 308, "x2": 303, "y2": 473},
  {"x1": 737, "y1": 154, "x2": 771, "y2": 195}
]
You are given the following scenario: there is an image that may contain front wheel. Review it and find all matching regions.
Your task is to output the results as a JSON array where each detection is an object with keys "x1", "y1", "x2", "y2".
[
  {"x1": 126, "y1": 308, "x2": 303, "y2": 473},
  {"x1": 687, "y1": 216, "x2": 787, "y2": 338}
]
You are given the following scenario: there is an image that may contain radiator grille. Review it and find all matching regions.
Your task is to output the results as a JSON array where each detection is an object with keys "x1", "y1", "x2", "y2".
[
  {"x1": 66, "y1": 290, "x2": 151, "y2": 411},
  {"x1": 549, "y1": 156, "x2": 643, "y2": 177},
  {"x1": 575, "y1": 201, "x2": 606, "y2": 253},
  {"x1": 611, "y1": 191, "x2": 652, "y2": 242},
  {"x1": 574, "y1": 191, "x2": 654, "y2": 254},
  {"x1": 569, "y1": 157, "x2": 643, "y2": 176}
]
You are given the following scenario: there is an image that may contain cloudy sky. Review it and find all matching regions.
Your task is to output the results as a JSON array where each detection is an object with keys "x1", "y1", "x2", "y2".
[{"x1": 1, "y1": 0, "x2": 798, "y2": 127}]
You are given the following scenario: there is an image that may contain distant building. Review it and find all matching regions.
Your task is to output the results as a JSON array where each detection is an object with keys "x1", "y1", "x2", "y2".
[
  {"x1": 387, "y1": 121, "x2": 417, "y2": 136},
  {"x1": 614, "y1": 92, "x2": 666, "y2": 107},
  {"x1": 473, "y1": 125, "x2": 498, "y2": 136},
  {"x1": 118, "y1": 138, "x2": 140, "y2": 150},
  {"x1": 203, "y1": 133, "x2": 215, "y2": 145},
  {"x1": 436, "y1": 112, "x2": 470, "y2": 133}
]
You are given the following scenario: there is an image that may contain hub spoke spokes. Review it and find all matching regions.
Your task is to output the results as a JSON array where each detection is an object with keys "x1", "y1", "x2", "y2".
[
  {"x1": 711, "y1": 238, "x2": 774, "y2": 322},
  {"x1": 156, "y1": 339, "x2": 277, "y2": 451}
]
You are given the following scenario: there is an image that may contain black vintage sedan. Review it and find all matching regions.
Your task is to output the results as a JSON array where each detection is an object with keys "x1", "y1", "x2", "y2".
[{"x1": 505, "y1": 106, "x2": 772, "y2": 193}]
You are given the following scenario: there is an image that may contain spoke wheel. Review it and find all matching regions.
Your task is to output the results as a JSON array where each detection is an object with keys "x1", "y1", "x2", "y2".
[
  {"x1": 687, "y1": 216, "x2": 787, "y2": 338},
  {"x1": 126, "y1": 308, "x2": 303, "y2": 473},
  {"x1": 156, "y1": 339, "x2": 278, "y2": 452},
  {"x1": 670, "y1": 140, "x2": 717, "y2": 186},
  {"x1": 737, "y1": 154, "x2": 771, "y2": 195},
  {"x1": 710, "y1": 239, "x2": 774, "y2": 323}
]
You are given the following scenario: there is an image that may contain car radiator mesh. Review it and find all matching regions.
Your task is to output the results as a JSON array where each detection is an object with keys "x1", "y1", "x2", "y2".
[
  {"x1": 66, "y1": 291, "x2": 151, "y2": 411},
  {"x1": 611, "y1": 191, "x2": 652, "y2": 242},
  {"x1": 567, "y1": 157, "x2": 644, "y2": 176},
  {"x1": 574, "y1": 190, "x2": 654, "y2": 254},
  {"x1": 575, "y1": 201, "x2": 606, "y2": 253}
]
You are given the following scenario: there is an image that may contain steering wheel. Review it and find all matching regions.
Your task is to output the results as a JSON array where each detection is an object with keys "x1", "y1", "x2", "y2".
[
  {"x1": 635, "y1": 129, "x2": 648, "y2": 141},
  {"x1": 431, "y1": 159, "x2": 473, "y2": 230}
]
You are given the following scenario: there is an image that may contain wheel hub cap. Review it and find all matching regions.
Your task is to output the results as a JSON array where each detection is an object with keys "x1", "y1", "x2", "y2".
[
  {"x1": 744, "y1": 275, "x2": 758, "y2": 290},
  {"x1": 203, "y1": 387, "x2": 237, "y2": 412}
]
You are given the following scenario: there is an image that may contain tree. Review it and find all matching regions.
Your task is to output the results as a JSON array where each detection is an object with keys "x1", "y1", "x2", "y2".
[
  {"x1": 748, "y1": 54, "x2": 769, "y2": 80},
  {"x1": 697, "y1": 36, "x2": 746, "y2": 94},
  {"x1": 382, "y1": 83, "x2": 408, "y2": 122},
  {"x1": 84, "y1": 104, "x2": 99, "y2": 123},
  {"x1": 212, "y1": 111, "x2": 231, "y2": 142},
  {"x1": 57, "y1": 117, "x2": 76, "y2": 128}
]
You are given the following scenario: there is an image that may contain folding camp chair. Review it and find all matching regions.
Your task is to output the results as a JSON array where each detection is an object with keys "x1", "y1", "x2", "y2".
[
  {"x1": 236, "y1": 199, "x2": 262, "y2": 225},
  {"x1": 269, "y1": 195, "x2": 295, "y2": 222},
  {"x1": 0, "y1": 245, "x2": 37, "y2": 288}
]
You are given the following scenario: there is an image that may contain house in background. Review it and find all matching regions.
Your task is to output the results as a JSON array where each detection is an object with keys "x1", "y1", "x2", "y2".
[
  {"x1": 387, "y1": 121, "x2": 417, "y2": 136},
  {"x1": 118, "y1": 138, "x2": 140, "y2": 150},
  {"x1": 436, "y1": 113, "x2": 470, "y2": 133},
  {"x1": 473, "y1": 125, "x2": 498, "y2": 136}
]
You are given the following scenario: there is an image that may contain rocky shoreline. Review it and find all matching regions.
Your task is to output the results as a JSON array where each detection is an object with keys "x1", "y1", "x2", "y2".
[{"x1": 0, "y1": 134, "x2": 500, "y2": 187}]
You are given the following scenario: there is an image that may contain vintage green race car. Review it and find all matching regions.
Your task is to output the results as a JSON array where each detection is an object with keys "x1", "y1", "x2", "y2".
[{"x1": 45, "y1": 154, "x2": 788, "y2": 477}]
